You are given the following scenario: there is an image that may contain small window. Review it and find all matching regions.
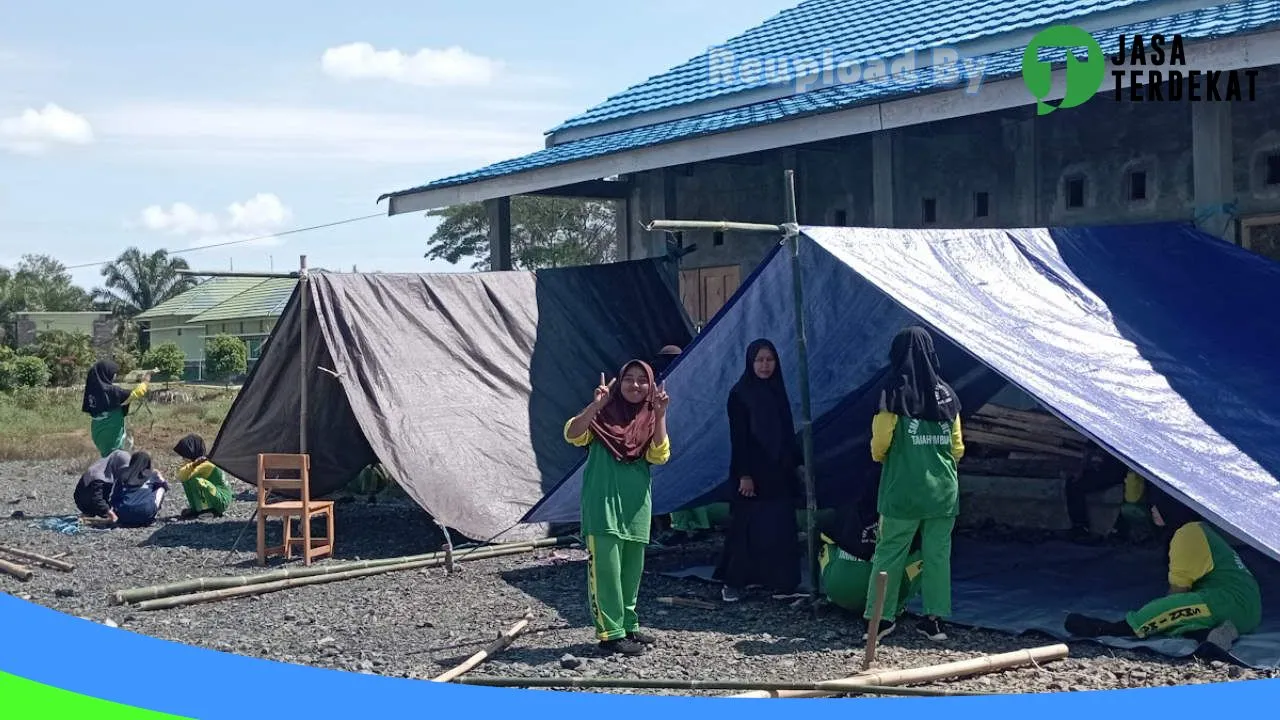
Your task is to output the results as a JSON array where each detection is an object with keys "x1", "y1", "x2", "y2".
[
  {"x1": 1065, "y1": 176, "x2": 1086, "y2": 209},
  {"x1": 921, "y1": 197, "x2": 937, "y2": 224},
  {"x1": 1128, "y1": 170, "x2": 1147, "y2": 201},
  {"x1": 713, "y1": 231, "x2": 725, "y2": 246},
  {"x1": 974, "y1": 192, "x2": 990, "y2": 218},
  {"x1": 834, "y1": 210, "x2": 848, "y2": 226},
  {"x1": 1266, "y1": 153, "x2": 1280, "y2": 185}
]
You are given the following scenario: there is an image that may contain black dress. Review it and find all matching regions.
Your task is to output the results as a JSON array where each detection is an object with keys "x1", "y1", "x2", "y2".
[{"x1": 713, "y1": 391, "x2": 802, "y2": 592}]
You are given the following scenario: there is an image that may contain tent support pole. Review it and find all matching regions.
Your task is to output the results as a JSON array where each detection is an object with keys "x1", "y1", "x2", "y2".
[
  {"x1": 436, "y1": 519, "x2": 455, "y2": 573},
  {"x1": 782, "y1": 169, "x2": 820, "y2": 615},
  {"x1": 299, "y1": 255, "x2": 308, "y2": 455}
]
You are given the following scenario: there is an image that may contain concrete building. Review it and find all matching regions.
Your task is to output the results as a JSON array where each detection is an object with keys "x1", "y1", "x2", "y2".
[
  {"x1": 13, "y1": 311, "x2": 116, "y2": 357},
  {"x1": 378, "y1": 0, "x2": 1280, "y2": 329}
]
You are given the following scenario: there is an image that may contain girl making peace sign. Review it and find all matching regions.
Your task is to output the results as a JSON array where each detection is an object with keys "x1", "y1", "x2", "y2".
[{"x1": 564, "y1": 361, "x2": 671, "y2": 656}]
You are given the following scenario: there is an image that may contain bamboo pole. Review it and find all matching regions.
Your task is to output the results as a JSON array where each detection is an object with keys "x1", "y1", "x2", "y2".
[
  {"x1": 782, "y1": 169, "x2": 820, "y2": 613},
  {"x1": 432, "y1": 612, "x2": 536, "y2": 682},
  {"x1": 454, "y1": 677, "x2": 985, "y2": 696},
  {"x1": 730, "y1": 644, "x2": 1069, "y2": 699},
  {"x1": 645, "y1": 220, "x2": 784, "y2": 234},
  {"x1": 299, "y1": 254, "x2": 308, "y2": 455},
  {"x1": 0, "y1": 558, "x2": 33, "y2": 581},
  {"x1": 862, "y1": 571, "x2": 888, "y2": 670},
  {"x1": 131, "y1": 542, "x2": 575, "y2": 611},
  {"x1": 0, "y1": 545, "x2": 74, "y2": 572},
  {"x1": 114, "y1": 536, "x2": 574, "y2": 605}
]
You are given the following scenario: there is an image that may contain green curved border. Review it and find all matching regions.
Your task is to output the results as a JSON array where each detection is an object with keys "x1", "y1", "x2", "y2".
[{"x1": 0, "y1": 670, "x2": 192, "y2": 719}]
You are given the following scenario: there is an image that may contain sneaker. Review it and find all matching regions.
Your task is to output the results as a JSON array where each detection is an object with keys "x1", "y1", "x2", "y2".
[
  {"x1": 1204, "y1": 621, "x2": 1240, "y2": 651},
  {"x1": 861, "y1": 619, "x2": 897, "y2": 642},
  {"x1": 918, "y1": 617, "x2": 948, "y2": 642},
  {"x1": 627, "y1": 629, "x2": 657, "y2": 645},
  {"x1": 599, "y1": 637, "x2": 646, "y2": 656},
  {"x1": 721, "y1": 586, "x2": 742, "y2": 603}
]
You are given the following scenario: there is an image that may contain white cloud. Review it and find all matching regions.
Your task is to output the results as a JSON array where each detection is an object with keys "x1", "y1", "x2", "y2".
[
  {"x1": 134, "y1": 193, "x2": 294, "y2": 248},
  {"x1": 0, "y1": 103, "x2": 93, "y2": 155},
  {"x1": 94, "y1": 102, "x2": 548, "y2": 166},
  {"x1": 139, "y1": 202, "x2": 219, "y2": 235},
  {"x1": 321, "y1": 42, "x2": 502, "y2": 87}
]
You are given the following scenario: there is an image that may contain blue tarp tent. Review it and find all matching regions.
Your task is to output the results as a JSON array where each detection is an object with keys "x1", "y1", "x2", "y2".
[{"x1": 524, "y1": 222, "x2": 1280, "y2": 565}]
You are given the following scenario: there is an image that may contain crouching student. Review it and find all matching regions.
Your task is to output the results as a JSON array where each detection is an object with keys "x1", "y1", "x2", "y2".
[
  {"x1": 1064, "y1": 485, "x2": 1261, "y2": 646},
  {"x1": 173, "y1": 434, "x2": 234, "y2": 519},
  {"x1": 74, "y1": 450, "x2": 169, "y2": 526},
  {"x1": 820, "y1": 501, "x2": 923, "y2": 637},
  {"x1": 565, "y1": 363, "x2": 671, "y2": 656},
  {"x1": 110, "y1": 451, "x2": 170, "y2": 527}
]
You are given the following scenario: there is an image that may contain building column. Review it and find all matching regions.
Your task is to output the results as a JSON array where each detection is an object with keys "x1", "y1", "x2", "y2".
[
  {"x1": 1010, "y1": 117, "x2": 1039, "y2": 226},
  {"x1": 486, "y1": 197, "x2": 512, "y2": 270},
  {"x1": 643, "y1": 169, "x2": 678, "y2": 259},
  {"x1": 781, "y1": 148, "x2": 802, "y2": 222},
  {"x1": 614, "y1": 193, "x2": 633, "y2": 262},
  {"x1": 871, "y1": 131, "x2": 895, "y2": 227},
  {"x1": 1191, "y1": 102, "x2": 1236, "y2": 242}
]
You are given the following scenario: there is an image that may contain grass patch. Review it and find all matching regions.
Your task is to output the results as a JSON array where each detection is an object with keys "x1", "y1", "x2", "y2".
[{"x1": 0, "y1": 384, "x2": 237, "y2": 464}]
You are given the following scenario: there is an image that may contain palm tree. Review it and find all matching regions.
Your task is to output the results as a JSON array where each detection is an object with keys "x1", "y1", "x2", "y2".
[{"x1": 94, "y1": 248, "x2": 197, "y2": 317}]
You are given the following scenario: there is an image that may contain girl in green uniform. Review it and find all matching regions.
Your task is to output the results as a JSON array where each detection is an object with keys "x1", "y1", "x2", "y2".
[
  {"x1": 865, "y1": 326, "x2": 965, "y2": 643},
  {"x1": 81, "y1": 361, "x2": 150, "y2": 457},
  {"x1": 820, "y1": 498, "x2": 923, "y2": 622},
  {"x1": 172, "y1": 434, "x2": 235, "y2": 519},
  {"x1": 565, "y1": 361, "x2": 671, "y2": 656},
  {"x1": 1065, "y1": 485, "x2": 1261, "y2": 644}
]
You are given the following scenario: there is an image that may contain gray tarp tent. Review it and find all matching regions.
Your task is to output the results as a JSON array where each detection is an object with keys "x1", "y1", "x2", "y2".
[{"x1": 208, "y1": 258, "x2": 692, "y2": 542}]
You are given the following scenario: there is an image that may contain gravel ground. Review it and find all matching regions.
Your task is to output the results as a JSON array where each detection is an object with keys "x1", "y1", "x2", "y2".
[{"x1": 1, "y1": 458, "x2": 1273, "y2": 697}]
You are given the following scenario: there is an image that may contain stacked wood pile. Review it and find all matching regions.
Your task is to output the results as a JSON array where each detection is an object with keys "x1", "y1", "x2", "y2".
[{"x1": 959, "y1": 404, "x2": 1088, "y2": 479}]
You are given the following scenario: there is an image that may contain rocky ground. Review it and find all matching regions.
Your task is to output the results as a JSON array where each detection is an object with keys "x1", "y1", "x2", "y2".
[{"x1": 1, "y1": 458, "x2": 1272, "y2": 697}]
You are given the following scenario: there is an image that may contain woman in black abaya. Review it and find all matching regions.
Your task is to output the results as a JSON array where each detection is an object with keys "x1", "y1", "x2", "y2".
[{"x1": 714, "y1": 338, "x2": 805, "y2": 603}]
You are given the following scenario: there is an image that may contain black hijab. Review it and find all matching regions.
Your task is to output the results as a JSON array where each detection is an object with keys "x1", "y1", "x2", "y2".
[
  {"x1": 173, "y1": 434, "x2": 207, "y2": 462},
  {"x1": 82, "y1": 360, "x2": 132, "y2": 416},
  {"x1": 879, "y1": 326, "x2": 960, "y2": 423},
  {"x1": 118, "y1": 451, "x2": 153, "y2": 488},
  {"x1": 652, "y1": 345, "x2": 682, "y2": 376},
  {"x1": 729, "y1": 338, "x2": 796, "y2": 466}
]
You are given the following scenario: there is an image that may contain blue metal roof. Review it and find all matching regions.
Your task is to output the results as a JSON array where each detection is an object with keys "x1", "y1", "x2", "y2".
[
  {"x1": 383, "y1": 1, "x2": 1280, "y2": 202},
  {"x1": 552, "y1": 0, "x2": 1172, "y2": 134}
]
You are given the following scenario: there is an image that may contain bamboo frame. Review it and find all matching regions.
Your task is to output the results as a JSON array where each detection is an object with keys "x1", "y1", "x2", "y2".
[
  {"x1": 454, "y1": 676, "x2": 984, "y2": 696},
  {"x1": 432, "y1": 612, "x2": 536, "y2": 682},
  {"x1": 645, "y1": 219, "x2": 783, "y2": 234},
  {"x1": 113, "y1": 536, "x2": 575, "y2": 605},
  {"x1": 0, "y1": 558, "x2": 33, "y2": 581},
  {"x1": 862, "y1": 571, "x2": 888, "y2": 670},
  {"x1": 730, "y1": 644, "x2": 1069, "y2": 699},
  {"x1": 0, "y1": 545, "x2": 74, "y2": 572}
]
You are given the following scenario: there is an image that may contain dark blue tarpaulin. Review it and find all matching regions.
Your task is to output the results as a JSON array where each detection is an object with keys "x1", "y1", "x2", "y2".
[{"x1": 524, "y1": 223, "x2": 1280, "y2": 564}]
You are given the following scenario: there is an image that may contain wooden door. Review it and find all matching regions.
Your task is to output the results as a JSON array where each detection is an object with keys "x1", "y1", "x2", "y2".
[{"x1": 678, "y1": 264, "x2": 742, "y2": 327}]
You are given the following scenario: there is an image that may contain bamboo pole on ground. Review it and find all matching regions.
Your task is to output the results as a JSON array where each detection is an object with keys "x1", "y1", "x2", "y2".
[
  {"x1": 113, "y1": 536, "x2": 574, "y2": 605},
  {"x1": 729, "y1": 644, "x2": 1070, "y2": 699},
  {"x1": 0, "y1": 545, "x2": 74, "y2": 572},
  {"x1": 0, "y1": 558, "x2": 33, "y2": 581},
  {"x1": 862, "y1": 571, "x2": 888, "y2": 670},
  {"x1": 455, "y1": 677, "x2": 985, "y2": 696},
  {"x1": 432, "y1": 612, "x2": 536, "y2": 682},
  {"x1": 131, "y1": 542, "x2": 574, "y2": 611}
]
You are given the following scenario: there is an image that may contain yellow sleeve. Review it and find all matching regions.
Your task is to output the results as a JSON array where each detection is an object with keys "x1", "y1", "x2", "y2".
[
  {"x1": 1124, "y1": 472, "x2": 1146, "y2": 504},
  {"x1": 950, "y1": 416, "x2": 965, "y2": 461},
  {"x1": 871, "y1": 411, "x2": 897, "y2": 463},
  {"x1": 127, "y1": 382, "x2": 148, "y2": 403},
  {"x1": 1168, "y1": 523, "x2": 1215, "y2": 589},
  {"x1": 564, "y1": 418, "x2": 593, "y2": 447},
  {"x1": 645, "y1": 435, "x2": 671, "y2": 465}
]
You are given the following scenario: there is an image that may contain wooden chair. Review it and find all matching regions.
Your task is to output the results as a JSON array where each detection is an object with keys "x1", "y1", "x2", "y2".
[{"x1": 256, "y1": 453, "x2": 335, "y2": 567}]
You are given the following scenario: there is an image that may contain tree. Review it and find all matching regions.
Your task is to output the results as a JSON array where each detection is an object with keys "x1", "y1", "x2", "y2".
[
  {"x1": 425, "y1": 197, "x2": 618, "y2": 271},
  {"x1": 140, "y1": 343, "x2": 185, "y2": 381},
  {"x1": 93, "y1": 248, "x2": 196, "y2": 317},
  {"x1": 205, "y1": 334, "x2": 247, "y2": 384},
  {"x1": 22, "y1": 330, "x2": 94, "y2": 387}
]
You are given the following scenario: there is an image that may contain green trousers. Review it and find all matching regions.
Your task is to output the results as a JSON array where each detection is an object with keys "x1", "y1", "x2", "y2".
[
  {"x1": 824, "y1": 547, "x2": 922, "y2": 616},
  {"x1": 865, "y1": 515, "x2": 955, "y2": 620},
  {"x1": 181, "y1": 476, "x2": 233, "y2": 514},
  {"x1": 586, "y1": 534, "x2": 646, "y2": 641},
  {"x1": 1126, "y1": 590, "x2": 1257, "y2": 638},
  {"x1": 670, "y1": 503, "x2": 729, "y2": 532},
  {"x1": 90, "y1": 410, "x2": 128, "y2": 458}
]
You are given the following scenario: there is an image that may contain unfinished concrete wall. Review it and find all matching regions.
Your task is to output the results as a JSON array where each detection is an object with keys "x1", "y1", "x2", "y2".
[{"x1": 1232, "y1": 65, "x2": 1280, "y2": 220}]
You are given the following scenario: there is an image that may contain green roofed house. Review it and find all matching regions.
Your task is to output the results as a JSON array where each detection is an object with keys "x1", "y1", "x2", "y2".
[
  {"x1": 135, "y1": 276, "x2": 294, "y2": 381},
  {"x1": 187, "y1": 277, "x2": 297, "y2": 370}
]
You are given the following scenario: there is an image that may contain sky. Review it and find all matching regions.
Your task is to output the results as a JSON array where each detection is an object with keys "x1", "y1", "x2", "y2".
[{"x1": 0, "y1": 0, "x2": 788, "y2": 291}]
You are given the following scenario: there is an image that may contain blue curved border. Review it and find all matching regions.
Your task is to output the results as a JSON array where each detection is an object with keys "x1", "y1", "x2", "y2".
[{"x1": 2, "y1": 592, "x2": 1278, "y2": 717}]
